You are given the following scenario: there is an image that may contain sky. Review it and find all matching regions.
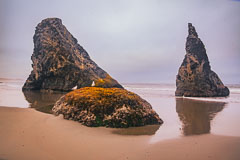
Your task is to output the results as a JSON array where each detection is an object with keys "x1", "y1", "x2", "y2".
[{"x1": 0, "y1": 0, "x2": 240, "y2": 84}]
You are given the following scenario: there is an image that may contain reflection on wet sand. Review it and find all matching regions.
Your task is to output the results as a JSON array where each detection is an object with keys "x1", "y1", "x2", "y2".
[
  {"x1": 112, "y1": 125, "x2": 160, "y2": 136},
  {"x1": 23, "y1": 90, "x2": 66, "y2": 114},
  {"x1": 176, "y1": 98, "x2": 226, "y2": 136}
]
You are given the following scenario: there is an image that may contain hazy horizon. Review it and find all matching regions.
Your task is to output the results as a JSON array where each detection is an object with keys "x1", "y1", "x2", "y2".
[{"x1": 1, "y1": 0, "x2": 240, "y2": 84}]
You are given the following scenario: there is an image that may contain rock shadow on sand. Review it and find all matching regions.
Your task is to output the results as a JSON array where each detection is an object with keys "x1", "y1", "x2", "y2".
[
  {"x1": 176, "y1": 98, "x2": 226, "y2": 136},
  {"x1": 112, "y1": 124, "x2": 160, "y2": 136}
]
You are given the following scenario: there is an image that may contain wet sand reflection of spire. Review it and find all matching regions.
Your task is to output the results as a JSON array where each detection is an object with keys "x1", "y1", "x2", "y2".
[{"x1": 176, "y1": 98, "x2": 226, "y2": 136}]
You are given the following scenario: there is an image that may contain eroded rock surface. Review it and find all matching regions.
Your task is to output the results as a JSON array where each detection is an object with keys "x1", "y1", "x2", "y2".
[
  {"x1": 175, "y1": 23, "x2": 229, "y2": 97},
  {"x1": 23, "y1": 18, "x2": 122, "y2": 91},
  {"x1": 52, "y1": 87, "x2": 163, "y2": 128}
]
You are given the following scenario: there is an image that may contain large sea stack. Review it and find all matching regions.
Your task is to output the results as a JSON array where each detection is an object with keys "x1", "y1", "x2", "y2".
[
  {"x1": 52, "y1": 87, "x2": 163, "y2": 128},
  {"x1": 23, "y1": 18, "x2": 123, "y2": 91},
  {"x1": 175, "y1": 23, "x2": 229, "y2": 97}
]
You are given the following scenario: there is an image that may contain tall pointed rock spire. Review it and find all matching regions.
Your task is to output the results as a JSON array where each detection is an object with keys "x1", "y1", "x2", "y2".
[{"x1": 175, "y1": 23, "x2": 229, "y2": 97}]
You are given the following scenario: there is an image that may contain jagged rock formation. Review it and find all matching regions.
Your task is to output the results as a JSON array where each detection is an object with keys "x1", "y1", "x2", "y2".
[
  {"x1": 175, "y1": 23, "x2": 229, "y2": 97},
  {"x1": 52, "y1": 87, "x2": 163, "y2": 128},
  {"x1": 23, "y1": 18, "x2": 123, "y2": 91}
]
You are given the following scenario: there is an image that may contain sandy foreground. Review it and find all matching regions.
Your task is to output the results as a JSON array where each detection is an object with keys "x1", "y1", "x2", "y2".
[{"x1": 0, "y1": 106, "x2": 240, "y2": 160}]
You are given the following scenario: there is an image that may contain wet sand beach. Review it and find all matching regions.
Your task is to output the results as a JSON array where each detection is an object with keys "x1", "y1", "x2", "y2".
[
  {"x1": 1, "y1": 80, "x2": 240, "y2": 159},
  {"x1": 0, "y1": 106, "x2": 240, "y2": 160}
]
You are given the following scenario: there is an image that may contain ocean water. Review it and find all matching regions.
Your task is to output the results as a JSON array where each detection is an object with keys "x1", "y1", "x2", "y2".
[{"x1": 0, "y1": 78, "x2": 240, "y2": 142}]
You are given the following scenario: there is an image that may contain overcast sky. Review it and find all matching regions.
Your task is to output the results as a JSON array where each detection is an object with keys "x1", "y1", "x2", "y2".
[{"x1": 0, "y1": 0, "x2": 239, "y2": 84}]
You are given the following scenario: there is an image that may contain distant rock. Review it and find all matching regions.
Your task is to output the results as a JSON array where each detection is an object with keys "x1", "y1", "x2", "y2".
[
  {"x1": 175, "y1": 23, "x2": 229, "y2": 97},
  {"x1": 52, "y1": 87, "x2": 163, "y2": 128},
  {"x1": 23, "y1": 18, "x2": 123, "y2": 91}
]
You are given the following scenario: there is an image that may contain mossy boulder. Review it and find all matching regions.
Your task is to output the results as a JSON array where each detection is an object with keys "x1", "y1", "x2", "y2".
[{"x1": 52, "y1": 87, "x2": 163, "y2": 128}]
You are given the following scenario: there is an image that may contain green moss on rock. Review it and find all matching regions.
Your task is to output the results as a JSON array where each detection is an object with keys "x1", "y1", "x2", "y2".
[{"x1": 52, "y1": 87, "x2": 163, "y2": 128}]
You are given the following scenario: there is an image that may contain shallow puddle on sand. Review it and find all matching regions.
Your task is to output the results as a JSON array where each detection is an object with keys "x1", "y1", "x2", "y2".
[{"x1": 22, "y1": 90, "x2": 66, "y2": 114}]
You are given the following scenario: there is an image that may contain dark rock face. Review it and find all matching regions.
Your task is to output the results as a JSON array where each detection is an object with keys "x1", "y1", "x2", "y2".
[
  {"x1": 175, "y1": 23, "x2": 229, "y2": 97},
  {"x1": 52, "y1": 87, "x2": 163, "y2": 128},
  {"x1": 23, "y1": 18, "x2": 123, "y2": 91}
]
